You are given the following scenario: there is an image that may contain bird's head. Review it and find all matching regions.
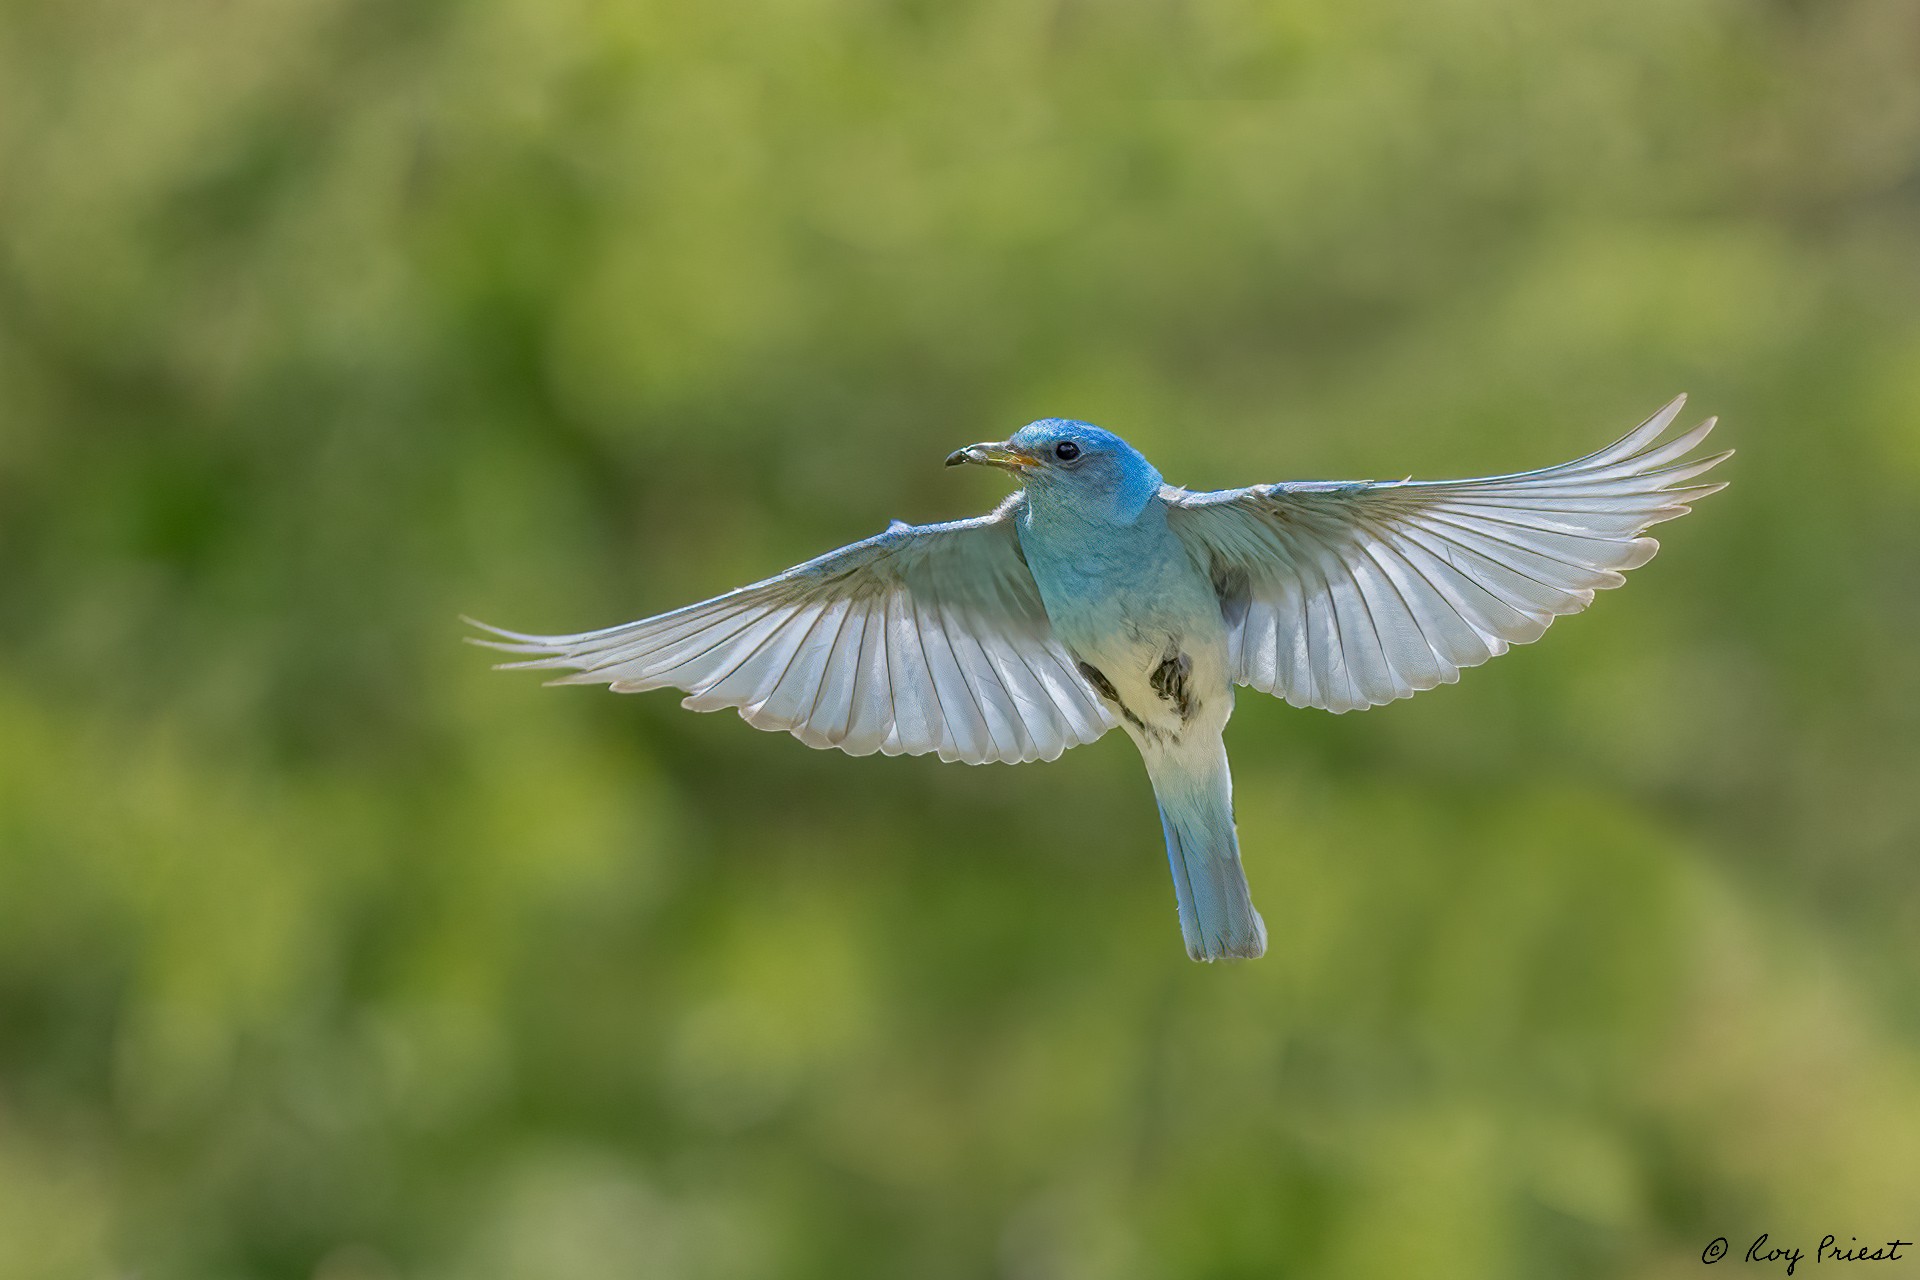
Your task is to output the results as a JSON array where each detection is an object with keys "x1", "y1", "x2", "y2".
[{"x1": 945, "y1": 419, "x2": 1163, "y2": 522}]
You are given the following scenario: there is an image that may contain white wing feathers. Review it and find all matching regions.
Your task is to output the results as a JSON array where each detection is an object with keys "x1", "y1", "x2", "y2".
[
  {"x1": 1164, "y1": 395, "x2": 1730, "y2": 713},
  {"x1": 468, "y1": 495, "x2": 1114, "y2": 763}
]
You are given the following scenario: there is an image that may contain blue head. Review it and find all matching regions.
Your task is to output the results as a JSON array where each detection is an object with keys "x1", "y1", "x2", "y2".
[{"x1": 945, "y1": 419, "x2": 1163, "y2": 523}]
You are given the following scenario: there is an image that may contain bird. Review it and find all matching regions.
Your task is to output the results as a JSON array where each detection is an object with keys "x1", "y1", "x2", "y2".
[{"x1": 469, "y1": 396, "x2": 1727, "y2": 962}]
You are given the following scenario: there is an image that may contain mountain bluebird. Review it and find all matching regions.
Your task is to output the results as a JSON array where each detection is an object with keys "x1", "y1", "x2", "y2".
[{"x1": 472, "y1": 396, "x2": 1726, "y2": 962}]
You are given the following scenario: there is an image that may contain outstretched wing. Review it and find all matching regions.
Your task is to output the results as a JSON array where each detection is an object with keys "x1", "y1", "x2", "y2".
[
  {"x1": 469, "y1": 495, "x2": 1114, "y2": 763},
  {"x1": 1163, "y1": 395, "x2": 1729, "y2": 713}
]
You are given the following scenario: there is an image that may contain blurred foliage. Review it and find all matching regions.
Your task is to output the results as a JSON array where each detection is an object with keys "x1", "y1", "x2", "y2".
[{"x1": 2, "y1": 0, "x2": 1920, "y2": 1276}]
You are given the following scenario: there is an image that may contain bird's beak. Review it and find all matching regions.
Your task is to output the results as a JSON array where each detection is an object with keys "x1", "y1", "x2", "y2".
[{"x1": 944, "y1": 441, "x2": 1040, "y2": 472}]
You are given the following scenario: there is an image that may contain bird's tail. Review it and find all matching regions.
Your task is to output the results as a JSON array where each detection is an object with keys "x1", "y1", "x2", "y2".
[{"x1": 1147, "y1": 741, "x2": 1266, "y2": 962}]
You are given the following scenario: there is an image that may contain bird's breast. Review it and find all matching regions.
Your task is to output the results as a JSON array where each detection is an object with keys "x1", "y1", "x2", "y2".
[{"x1": 1020, "y1": 529, "x2": 1230, "y2": 748}]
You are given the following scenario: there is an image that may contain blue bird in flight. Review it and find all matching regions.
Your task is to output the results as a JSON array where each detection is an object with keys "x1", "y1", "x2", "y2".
[{"x1": 472, "y1": 397, "x2": 1727, "y2": 961}]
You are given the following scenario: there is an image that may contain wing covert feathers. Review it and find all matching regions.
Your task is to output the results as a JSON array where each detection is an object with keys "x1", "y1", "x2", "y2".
[
  {"x1": 469, "y1": 496, "x2": 1114, "y2": 763},
  {"x1": 1165, "y1": 396, "x2": 1729, "y2": 713}
]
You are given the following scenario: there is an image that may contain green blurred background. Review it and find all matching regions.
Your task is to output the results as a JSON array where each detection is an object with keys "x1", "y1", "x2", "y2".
[{"x1": 3, "y1": 0, "x2": 1919, "y2": 1276}]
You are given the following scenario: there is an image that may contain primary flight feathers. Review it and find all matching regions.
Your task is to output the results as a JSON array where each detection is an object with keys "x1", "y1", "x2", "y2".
[
  {"x1": 1169, "y1": 395, "x2": 1726, "y2": 711},
  {"x1": 471, "y1": 395, "x2": 1724, "y2": 753},
  {"x1": 472, "y1": 499, "x2": 1116, "y2": 763}
]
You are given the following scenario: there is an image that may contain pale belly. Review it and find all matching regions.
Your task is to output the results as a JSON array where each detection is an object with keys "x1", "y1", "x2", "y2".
[{"x1": 1033, "y1": 555, "x2": 1234, "y2": 750}]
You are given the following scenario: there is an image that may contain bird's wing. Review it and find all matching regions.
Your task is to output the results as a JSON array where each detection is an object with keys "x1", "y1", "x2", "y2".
[
  {"x1": 469, "y1": 494, "x2": 1115, "y2": 763},
  {"x1": 1161, "y1": 395, "x2": 1729, "y2": 713}
]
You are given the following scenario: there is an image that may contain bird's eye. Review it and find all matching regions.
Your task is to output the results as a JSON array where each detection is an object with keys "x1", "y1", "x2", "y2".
[{"x1": 1054, "y1": 441, "x2": 1082, "y2": 462}]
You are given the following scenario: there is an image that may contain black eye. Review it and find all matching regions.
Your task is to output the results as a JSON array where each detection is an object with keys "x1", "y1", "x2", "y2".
[{"x1": 1054, "y1": 440, "x2": 1082, "y2": 462}]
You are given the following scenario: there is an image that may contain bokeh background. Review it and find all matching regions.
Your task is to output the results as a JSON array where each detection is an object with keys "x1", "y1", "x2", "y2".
[{"x1": 4, "y1": 0, "x2": 1920, "y2": 1276}]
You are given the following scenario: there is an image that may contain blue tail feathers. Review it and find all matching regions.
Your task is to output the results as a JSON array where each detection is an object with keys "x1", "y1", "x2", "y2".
[{"x1": 1151, "y1": 756, "x2": 1266, "y2": 962}]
